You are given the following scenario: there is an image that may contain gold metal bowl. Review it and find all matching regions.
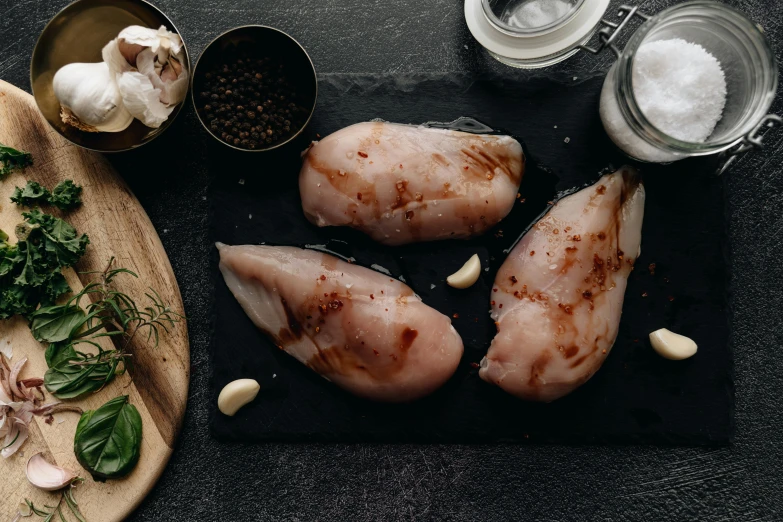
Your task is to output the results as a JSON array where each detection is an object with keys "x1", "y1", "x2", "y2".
[
  {"x1": 30, "y1": 0, "x2": 190, "y2": 152},
  {"x1": 191, "y1": 26, "x2": 318, "y2": 152}
]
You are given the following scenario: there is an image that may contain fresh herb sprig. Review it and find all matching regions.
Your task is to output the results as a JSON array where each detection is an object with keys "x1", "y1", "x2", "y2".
[
  {"x1": 21, "y1": 481, "x2": 86, "y2": 522},
  {"x1": 0, "y1": 143, "x2": 33, "y2": 179},
  {"x1": 11, "y1": 180, "x2": 83, "y2": 211},
  {"x1": 32, "y1": 258, "x2": 183, "y2": 399}
]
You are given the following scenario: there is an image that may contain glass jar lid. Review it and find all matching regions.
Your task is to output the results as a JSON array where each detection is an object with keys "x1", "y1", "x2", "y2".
[
  {"x1": 483, "y1": 0, "x2": 586, "y2": 36},
  {"x1": 465, "y1": 0, "x2": 609, "y2": 67}
]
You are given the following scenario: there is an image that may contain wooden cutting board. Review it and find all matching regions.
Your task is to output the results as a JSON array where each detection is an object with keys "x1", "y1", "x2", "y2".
[{"x1": 0, "y1": 80, "x2": 189, "y2": 521}]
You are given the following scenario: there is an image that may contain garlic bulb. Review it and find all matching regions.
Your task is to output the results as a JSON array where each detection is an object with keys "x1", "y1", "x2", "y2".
[
  {"x1": 52, "y1": 62, "x2": 134, "y2": 133},
  {"x1": 103, "y1": 25, "x2": 189, "y2": 128}
]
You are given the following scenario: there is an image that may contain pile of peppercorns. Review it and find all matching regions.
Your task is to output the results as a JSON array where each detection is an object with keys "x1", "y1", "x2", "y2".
[{"x1": 196, "y1": 48, "x2": 311, "y2": 150}]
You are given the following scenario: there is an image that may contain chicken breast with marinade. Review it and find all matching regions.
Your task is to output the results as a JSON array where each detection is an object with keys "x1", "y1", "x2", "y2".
[
  {"x1": 480, "y1": 168, "x2": 645, "y2": 402},
  {"x1": 217, "y1": 243, "x2": 464, "y2": 402},
  {"x1": 299, "y1": 121, "x2": 525, "y2": 246}
]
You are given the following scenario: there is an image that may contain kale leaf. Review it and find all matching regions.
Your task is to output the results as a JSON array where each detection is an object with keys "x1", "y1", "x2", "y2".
[
  {"x1": 10, "y1": 179, "x2": 83, "y2": 211},
  {"x1": 49, "y1": 180, "x2": 83, "y2": 211},
  {"x1": 0, "y1": 143, "x2": 33, "y2": 179},
  {"x1": 10, "y1": 181, "x2": 51, "y2": 207},
  {"x1": 0, "y1": 209, "x2": 89, "y2": 319}
]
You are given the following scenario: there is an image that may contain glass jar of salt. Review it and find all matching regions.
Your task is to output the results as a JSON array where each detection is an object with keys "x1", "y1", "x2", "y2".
[
  {"x1": 596, "y1": 2, "x2": 779, "y2": 165},
  {"x1": 466, "y1": 0, "x2": 780, "y2": 168}
]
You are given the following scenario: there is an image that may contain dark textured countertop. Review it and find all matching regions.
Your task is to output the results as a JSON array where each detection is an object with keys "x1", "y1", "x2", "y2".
[{"x1": 2, "y1": 0, "x2": 783, "y2": 520}]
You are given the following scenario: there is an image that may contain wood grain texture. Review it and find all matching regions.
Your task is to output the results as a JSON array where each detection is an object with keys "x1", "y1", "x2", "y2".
[{"x1": 0, "y1": 80, "x2": 189, "y2": 522}]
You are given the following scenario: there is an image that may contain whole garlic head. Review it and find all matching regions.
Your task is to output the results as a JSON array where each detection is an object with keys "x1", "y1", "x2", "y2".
[{"x1": 52, "y1": 62, "x2": 134, "y2": 133}]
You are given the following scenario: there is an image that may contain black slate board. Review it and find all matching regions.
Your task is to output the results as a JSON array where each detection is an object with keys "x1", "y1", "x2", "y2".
[{"x1": 208, "y1": 73, "x2": 732, "y2": 444}]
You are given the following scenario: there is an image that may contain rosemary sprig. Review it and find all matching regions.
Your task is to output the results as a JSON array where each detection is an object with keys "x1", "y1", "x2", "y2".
[
  {"x1": 31, "y1": 257, "x2": 183, "y2": 399},
  {"x1": 20, "y1": 480, "x2": 86, "y2": 522}
]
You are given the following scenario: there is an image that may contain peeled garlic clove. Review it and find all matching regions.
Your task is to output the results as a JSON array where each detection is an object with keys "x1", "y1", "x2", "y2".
[
  {"x1": 26, "y1": 453, "x2": 77, "y2": 491},
  {"x1": 218, "y1": 379, "x2": 260, "y2": 416},
  {"x1": 53, "y1": 62, "x2": 133, "y2": 133},
  {"x1": 116, "y1": 71, "x2": 174, "y2": 128},
  {"x1": 649, "y1": 328, "x2": 698, "y2": 360},
  {"x1": 446, "y1": 254, "x2": 482, "y2": 289}
]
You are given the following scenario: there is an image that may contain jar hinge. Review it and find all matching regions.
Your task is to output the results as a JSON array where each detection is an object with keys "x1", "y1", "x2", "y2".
[
  {"x1": 579, "y1": 5, "x2": 649, "y2": 58},
  {"x1": 717, "y1": 115, "x2": 782, "y2": 175}
]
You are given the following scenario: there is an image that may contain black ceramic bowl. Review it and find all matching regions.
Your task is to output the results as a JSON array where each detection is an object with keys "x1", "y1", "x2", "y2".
[{"x1": 191, "y1": 26, "x2": 318, "y2": 152}]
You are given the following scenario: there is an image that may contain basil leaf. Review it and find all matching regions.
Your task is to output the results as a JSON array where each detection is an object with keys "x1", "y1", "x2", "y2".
[
  {"x1": 30, "y1": 304, "x2": 85, "y2": 343},
  {"x1": 45, "y1": 358, "x2": 115, "y2": 399},
  {"x1": 74, "y1": 395, "x2": 142, "y2": 480},
  {"x1": 45, "y1": 342, "x2": 79, "y2": 368}
]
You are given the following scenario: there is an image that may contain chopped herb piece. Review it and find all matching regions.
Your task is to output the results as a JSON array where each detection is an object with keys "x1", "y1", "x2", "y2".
[
  {"x1": 10, "y1": 180, "x2": 51, "y2": 206},
  {"x1": 10, "y1": 179, "x2": 83, "y2": 211},
  {"x1": 0, "y1": 143, "x2": 33, "y2": 179},
  {"x1": 0, "y1": 209, "x2": 88, "y2": 319},
  {"x1": 50, "y1": 180, "x2": 83, "y2": 211}
]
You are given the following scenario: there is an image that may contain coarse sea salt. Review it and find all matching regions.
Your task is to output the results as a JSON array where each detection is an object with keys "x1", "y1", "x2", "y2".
[
  {"x1": 600, "y1": 38, "x2": 727, "y2": 162},
  {"x1": 633, "y1": 39, "x2": 727, "y2": 142}
]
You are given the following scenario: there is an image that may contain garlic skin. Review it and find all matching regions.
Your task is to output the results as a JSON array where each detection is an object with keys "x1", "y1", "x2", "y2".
[
  {"x1": 649, "y1": 328, "x2": 698, "y2": 360},
  {"x1": 446, "y1": 254, "x2": 482, "y2": 289},
  {"x1": 26, "y1": 453, "x2": 78, "y2": 491},
  {"x1": 103, "y1": 25, "x2": 189, "y2": 128},
  {"x1": 117, "y1": 71, "x2": 175, "y2": 129},
  {"x1": 53, "y1": 62, "x2": 134, "y2": 133},
  {"x1": 218, "y1": 379, "x2": 260, "y2": 416},
  {"x1": 137, "y1": 47, "x2": 188, "y2": 106}
]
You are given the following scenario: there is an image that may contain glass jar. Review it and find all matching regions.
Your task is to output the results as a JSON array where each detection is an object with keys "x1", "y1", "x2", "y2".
[
  {"x1": 465, "y1": 0, "x2": 610, "y2": 68},
  {"x1": 598, "y1": 2, "x2": 779, "y2": 164}
]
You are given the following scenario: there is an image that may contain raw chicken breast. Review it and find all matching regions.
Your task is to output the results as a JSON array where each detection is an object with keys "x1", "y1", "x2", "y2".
[
  {"x1": 299, "y1": 121, "x2": 525, "y2": 245},
  {"x1": 480, "y1": 167, "x2": 645, "y2": 402},
  {"x1": 217, "y1": 243, "x2": 464, "y2": 402}
]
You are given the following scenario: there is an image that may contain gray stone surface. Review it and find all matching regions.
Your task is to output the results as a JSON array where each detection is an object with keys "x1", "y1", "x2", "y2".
[{"x1": 1, "y1": 0, "x2": 782, "y2": 520}]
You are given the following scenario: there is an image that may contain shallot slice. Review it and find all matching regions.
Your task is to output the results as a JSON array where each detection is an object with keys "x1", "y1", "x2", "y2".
[
  {"x1": 0, "y1": 341, "x2": 11, "y2": 359},
  {"x1": 0, "y1": 356, "x2": 13, "y2": 400},
  {"x1": 0, "y1": 381, "x2": 22, "y2": 407},
  {"x1": 26, "y1": 453, "x2": 78, "y2": 491},
  {"x1": 1, "y1": 418, "x2": 29, "y2": 458},
  {"x1": 8, "y1": 357, "x2": 28, "y2": 400},
  {"x1": 33, "y1": 402, "x2": 83, "y2": 417}
]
